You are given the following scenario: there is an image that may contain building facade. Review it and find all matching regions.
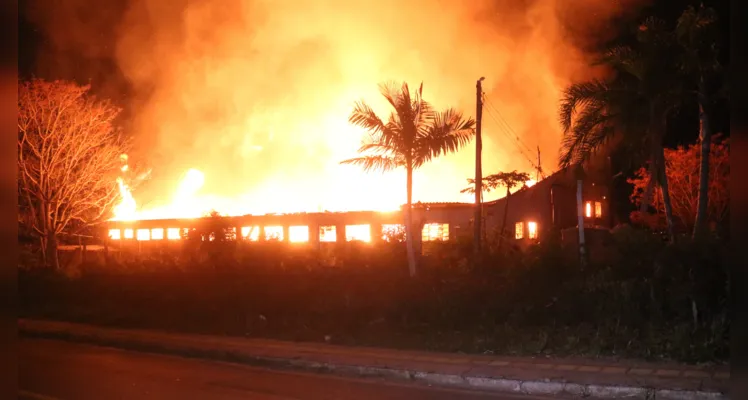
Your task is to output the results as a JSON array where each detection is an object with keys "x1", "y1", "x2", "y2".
[
  {"x1": 103, "y1": 165, "x2": 612, "y2": 249},
  {"x1": 481, "y1": 166, "x2": 612, "y2": 246}
]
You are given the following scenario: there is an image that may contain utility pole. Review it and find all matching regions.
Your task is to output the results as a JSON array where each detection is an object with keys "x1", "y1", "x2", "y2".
[
  {"x1": 473, "y1": 77, "x2": 485, "y2": 263},
  {"x1": 536, "y1": 146, "x2": 541, "y2": 182},
  {"x1": 574, "y1": 164, "x2": 587, "y2": 271}
]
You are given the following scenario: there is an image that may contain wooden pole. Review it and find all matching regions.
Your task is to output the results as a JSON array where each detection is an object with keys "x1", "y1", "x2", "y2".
[{"x1": 473, "y1": 77, "x2": 485, "y2": 264}]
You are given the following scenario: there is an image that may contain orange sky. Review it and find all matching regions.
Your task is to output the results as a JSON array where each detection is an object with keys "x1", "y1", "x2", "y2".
[{"x1": 28, "y1": 0, "x2": 648, "y2": 218}]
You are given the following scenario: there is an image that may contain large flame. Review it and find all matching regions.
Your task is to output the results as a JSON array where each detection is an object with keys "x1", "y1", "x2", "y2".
[
  {"x1": 28, "y1": 0, "x2": 646, "y2": 221},
  {"x1": 111, "y1": 167, "x2": 539, "y2": 220},
  {"x1": 113, "y1": 178, "x2": 137, "y2": 221},
  {"x1": 111, "y1": 166, "x2": 403, "y2": 220}
]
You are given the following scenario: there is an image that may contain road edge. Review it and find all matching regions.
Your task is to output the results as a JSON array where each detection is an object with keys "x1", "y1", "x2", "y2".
[{"x1": 20, "y1": 323, "x2": 727, "y2": 400}]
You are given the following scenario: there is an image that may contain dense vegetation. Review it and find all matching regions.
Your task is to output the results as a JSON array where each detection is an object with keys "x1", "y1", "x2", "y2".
[{"x1": 19, "y1": 227, "x2": 729, "y2": 364}]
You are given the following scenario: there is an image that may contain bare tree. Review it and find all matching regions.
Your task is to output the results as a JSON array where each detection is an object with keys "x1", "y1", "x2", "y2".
[{"x1": 18, "y1": 79, "x2": 128, "y2": 269}]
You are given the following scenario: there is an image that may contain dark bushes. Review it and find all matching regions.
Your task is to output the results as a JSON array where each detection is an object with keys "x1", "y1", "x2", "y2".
[{"x1": 19, "y1": 229, "x2": 729, "y2": 363}]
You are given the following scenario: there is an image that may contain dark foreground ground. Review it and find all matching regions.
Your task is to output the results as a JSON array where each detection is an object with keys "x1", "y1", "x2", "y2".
[{"x1": 19, "y1": 338, "x2": 559, "y2": 400}]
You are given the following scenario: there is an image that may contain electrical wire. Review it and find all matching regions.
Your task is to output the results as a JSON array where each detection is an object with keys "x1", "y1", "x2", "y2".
[{"x1": 481, "y1": 98, "x2": 546, "y2": 179}]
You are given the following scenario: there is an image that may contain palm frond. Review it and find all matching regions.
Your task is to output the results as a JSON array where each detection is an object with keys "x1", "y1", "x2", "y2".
[
  {"x1": 357, "y1": 142, "x2": 396, "y2": 156},
  {"x1": 414, "y1": 99, "x2": 436, "y2": 139},
  {"x1": 378, "y1": 81, "x2": 435, "y2": 148},
  {"x1": 349, "y1": 101, "x2": 387, "y2": 134},
  {"x1": 559, "y1": 80, "x2": 609, "y2": 133},
  {"x1": 676, "y1": 5, "x2": 717, "y2": 41},
  {"x1": 378, "y1": 81, "x2": 404, "y2": 111},
  {"x1": 340, "y1": 155, "x2": 401, "y2": 173},
  {"x1": 559, "y1": 104, "x2": 616, "y2": 168},
  {"x1": 379, "y1": 81, "x2": 414, "y2": 126},
  {"x1": 560, "y1": 105, "x2": 606, "y2": 165},
  {"x1": 602, "y1": 45, "x2": 647, "y2": 80},
  {"x1": 378, "y1": 111, "x2": 408, "y2": 153},
  {"x1": 559, "y1": 100, "x2": 611, "y2": 168},
  {"x1": 637, "y1": 16, "x2": 670, "y2": 45},
  {"x1": 413, "y1": 108, "x2": 475, "y2": 167},
  {"x1": 411, "y1": 82, "x2": 435, "y2": 136}
]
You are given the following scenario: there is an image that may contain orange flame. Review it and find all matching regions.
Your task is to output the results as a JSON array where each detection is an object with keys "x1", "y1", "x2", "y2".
[
  {"x1": 113, "y1": 178, "x2": 137, "y2": 221},
  {"x1": 95, "y1": 1, "x2": 642, "y2": 222},
  {"x1": 111, "y1": 165, "x2": 403, "y2": 220}
]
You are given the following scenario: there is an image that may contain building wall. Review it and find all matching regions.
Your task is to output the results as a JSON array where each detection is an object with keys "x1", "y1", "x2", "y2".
[
  {"x1": 103, "y1": 167, "x2": 612, "y2": 249},
  {"x1": 411, "y1": 204, "x2": 474, "y2": 240},
  {"x1": 480, "y1": 167, "x2": 611, "y2": 246}
]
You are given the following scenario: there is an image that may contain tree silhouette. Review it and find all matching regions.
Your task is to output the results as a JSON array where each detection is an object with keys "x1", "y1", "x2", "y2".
[
  {"x1": 558, "y1": 16, "x2": 685, "y2": 242},
  {"x1": 342, "y1": 82, "x2": 475, "y2": 276},
  {"x1": 673, "y1": 5, "x2": 725, "y2": 238},
  {"x1": 462, "y1": 170, "x2": 531, "y2": 251}
]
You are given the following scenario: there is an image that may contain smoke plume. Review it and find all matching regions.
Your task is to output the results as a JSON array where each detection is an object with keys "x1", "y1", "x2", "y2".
[{"x1": 26, "y1": 0, "x2": 646, "y2": 214}]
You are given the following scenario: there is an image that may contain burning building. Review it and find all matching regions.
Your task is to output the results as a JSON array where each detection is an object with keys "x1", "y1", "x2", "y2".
[{"x1": 104, "y1": 163, "x2": 612, "y2": 251}]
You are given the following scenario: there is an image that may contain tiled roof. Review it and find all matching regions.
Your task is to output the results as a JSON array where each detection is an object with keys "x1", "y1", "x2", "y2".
[{"x1": 410, "y1": 202, "x2": 473, "y2": 208}]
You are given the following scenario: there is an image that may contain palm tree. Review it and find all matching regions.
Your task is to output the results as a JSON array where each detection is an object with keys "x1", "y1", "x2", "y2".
[
  {"x1": 558, "y1": 16, "x2": 684, "y2": 242},
  {"x1": 673, "y1": 5, "x2": 724, "y2": 239},
  {"x1": 341, "y1": 82, "x2": 475, "y2": 277},
  {"x1": 462, "y1": 170, "x2": 530, "y2": 252}
]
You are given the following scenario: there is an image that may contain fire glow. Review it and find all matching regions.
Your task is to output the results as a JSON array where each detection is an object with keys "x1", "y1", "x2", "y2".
[
  {"x1": 108, "y1": 222, "x2": 456, "y2": 243},
  {"x1": 111, "y1": 165, "x2": 540, "y2": 221},
  {"x1": 86, "y1": 1, "x2": 639, "y2": 222}
]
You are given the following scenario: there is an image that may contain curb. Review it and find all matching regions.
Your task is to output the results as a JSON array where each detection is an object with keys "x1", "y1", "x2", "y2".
[{"x1": 20, "y1": 326, "x2": 727, "y2": 400}]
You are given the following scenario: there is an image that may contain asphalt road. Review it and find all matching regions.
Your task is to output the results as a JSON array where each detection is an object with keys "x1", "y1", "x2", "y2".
[{"x1": 19, "y1": 338, "x2": 557, "y2": 400}]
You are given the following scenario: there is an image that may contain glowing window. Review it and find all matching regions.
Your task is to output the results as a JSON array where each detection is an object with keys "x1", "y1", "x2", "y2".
[
  {"x1": 527, "y1": 222, "x2": 538, "y2": 239},
  {"x1": 167, "y1": 228, "x2": 181, "y2": 240},
  {"x1": 123, "y1": 229, "x2": 134, "y2": 239},
  {"x1": 515, "y1": 222, "x2": 524, "y2": 239},
  {"x1": 136, "y1": 229, "x2": 150, "y2": 241},
  {"x1": 585, "y1": 201, "x2": 592, "y2": 218},
  {"x1": 345, "y1": 224, "x2": 371, "y2": 242},
  {"x1": 226, "y1": 227, "x2": 237, "y2": 241},
  {"x1": 264, "y1": 226, "x2": 284, "y2": 241},
  {"x1": 595, "y1": 201, "x2": 602, "y2": 218},
  {"x1": 381, "y1": 224, "x2": 405, "y2": 242},
  {"x1": 241, "y1": 226, "x2": 260, "y2": 241},
  {"x1": 319, "y1": 226, "x2": 337, "y2": 242},
  {"x1": 150, "y1": 228, "x2": 164, "y2": 240},
  {"x1": 108, "y1": 229, "x2": 121, "y2": 240},
  {"x1": 422, "y1": 223, "x2": 449, "y2": 242},
  {"x1": 289, "y1": 226, "x2": 309, "y2": 243}
]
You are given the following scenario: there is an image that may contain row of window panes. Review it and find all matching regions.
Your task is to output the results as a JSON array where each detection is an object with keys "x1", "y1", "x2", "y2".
[
  {"x1": 515, "y1": 221, "x2": 539, "y2": 240},
  {"x1": 109, "y1": 223, "x2": 451, "y2": 242},
  {"x1": 109, "y1": 228, "x2": 183, "y2": 241}
]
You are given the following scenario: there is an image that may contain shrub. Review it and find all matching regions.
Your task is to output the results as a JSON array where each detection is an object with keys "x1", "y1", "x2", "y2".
[{"x1": 19, "y1": 229, "x2": 729, "y2": 363}]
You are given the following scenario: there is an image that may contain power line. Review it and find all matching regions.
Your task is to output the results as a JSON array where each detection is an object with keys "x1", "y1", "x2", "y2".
[
  {"x1": 483, "y1": 106, "x2": 527, "y2": 158},
  {"x1": 482, "y1": 95, "x2": 548, "y2": 180},
  {"x1": 482, "y1": 103, "x2": 544, "y2": 178},
  {"x1": 483, "y1": 95, "x2": 535, "y2": 156},
  {"x1": 484, "y1": 110, "x2": 542, "y2": 178}
]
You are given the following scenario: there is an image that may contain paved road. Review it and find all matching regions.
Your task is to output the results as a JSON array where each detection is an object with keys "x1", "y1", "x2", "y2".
[{"x1": 19, "y1": 338, "x2": 557, "y2": 400}]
